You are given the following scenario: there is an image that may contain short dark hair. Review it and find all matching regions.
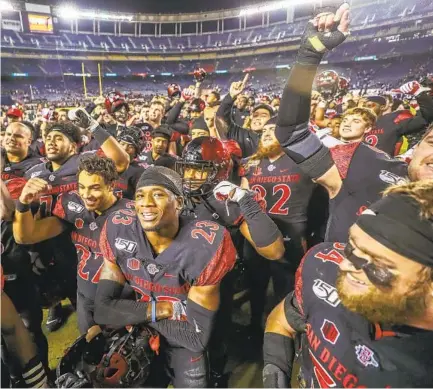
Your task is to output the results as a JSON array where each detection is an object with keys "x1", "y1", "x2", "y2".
[
  {"x1": 46, "y1": 121, "x2": 81, "y2": 144},
  {"x1": 211, "y1": 91, "x2": 220, "y2": 101},
  {"x1": 77, "y1": 154, "x2": 119, "y2": 185}
]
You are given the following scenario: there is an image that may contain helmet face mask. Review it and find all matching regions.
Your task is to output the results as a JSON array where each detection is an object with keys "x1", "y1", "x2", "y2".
[
  {"x1": 176, "y1": 160, "x2": 219, "y2": 197},
  {"x1": 177, "y1": 137, "x2": 230, "y2": 198}
]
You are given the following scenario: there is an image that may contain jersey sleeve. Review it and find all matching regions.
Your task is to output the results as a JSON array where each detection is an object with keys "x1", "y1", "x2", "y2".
[
  {"x1": 192, "y1": 222, "x2": 237, "y2": 287},
  {"x1": 99, "y1": 214, "x2": 120, "y2": 263},
  {"x1": 52, "y1": 192, "x2": 75, "y2": 223},
  {"x1": 294, "y1": 242, "x2": 344, "y2": 319}
]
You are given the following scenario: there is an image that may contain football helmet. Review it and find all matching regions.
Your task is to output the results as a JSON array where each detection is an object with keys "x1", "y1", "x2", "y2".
[
  {"x1": 105, "y1": 91, "x2": 128, "y2": 114},
  {"x1": 56, "y1": 327, "x2": 157, "y2": 388},
  {"x1": 167, "y1": 83, "x2": 181, "y2": 98},
  {"x1": 188, "y1": 98, "x2": 206, "y2": 113},
  {"x1": 176, "y1": 137, "x2": 231, "y2": 197},
  {"x1": 316, "y1": 70, "x2": 340, "y2": 100},
  {"x1": 116, "y1": 127, "x2": 145, "y2": 156},
  {"x1": 193, "y1": 68, "x2": 207, "y2": 82}
]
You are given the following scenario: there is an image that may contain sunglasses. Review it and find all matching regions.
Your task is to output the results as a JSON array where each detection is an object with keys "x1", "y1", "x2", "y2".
[{"x1": 344, "y1": 242, "x2": 395, "y2": 288}]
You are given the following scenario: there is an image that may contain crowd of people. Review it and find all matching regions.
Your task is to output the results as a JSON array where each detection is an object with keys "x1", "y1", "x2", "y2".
[{"x1": 1, "y1": 3, "x2": 433, "y2": 388}]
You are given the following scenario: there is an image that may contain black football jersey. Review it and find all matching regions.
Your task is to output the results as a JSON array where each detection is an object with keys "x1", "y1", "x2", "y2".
[
  {"x1": 364, "y1": 110, "x2": 415, "y2": 156},
  {"x1": 53, "y1": 191, "x2": 135, "y2": 301},
  {"x1": 184, "y1": 194, "x2": 245, "y2": 230},
  {"x1": 1, "y1": 151, "x2": 45, "y2": 181},
  {"x1": 292, "y1": 242, "x2": 433, "y2": 387},
  {"x1": 327, "y1": 143, "x2": 407, "y2": 242},
  {"x1": 100, "y1": 212, "x2": 236, "y2": 309},
  {"x1": 240, "y1": 154, "x2": 315, "y2": 236},
  {"x1": 114, "y1": 161, "x2": 146, "y2": 200}
]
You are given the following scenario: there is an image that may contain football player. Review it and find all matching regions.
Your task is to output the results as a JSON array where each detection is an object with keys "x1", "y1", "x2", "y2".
[
  {"x1": 138, "y1": 125, "x2": 177, "y2": 168},
  {"x1": 359, "y1": 84, "x2": 433, "y2": 156},
  {"x1": 18, "y1": 117, "x2": 129, "y2": 331},
  {"x1": 1, "y1": 181, "x2": 49, "y2": 385},
  {"x1": 1, "y1": 122, "x2": 45, "y2": 182},
  {"x1": 94, "y1": 166, "x2": 237, "y2": 387},
  {"x1": 271, "y1": 4, "x2": 408, "y2": 243},
  {"x1": 115, "y1": 126, "x2": 147, "y2": 199},
  {"x1": 217, "y1": 73, "x2": 275, "y2": 157},
  {"x1": 240, "y1": 117, "x2": 315, "y2": 333},
  {"x1": 13, "y1": 155, "x2": 135, "y2": 337},
  {"x1": 263, "y1": 180, "x2": 433, "y2": 388}
]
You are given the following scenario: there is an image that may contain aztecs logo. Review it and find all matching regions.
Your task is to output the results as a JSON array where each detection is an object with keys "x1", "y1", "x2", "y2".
[
  {"x1": 68, "y1": 201, "x2": 84, "y2": 213},
  {"x1": 75, "y1": 218, "x2": 84, "y2": 229},
  {"x1": 320, "y1": 319, "x2": 340, "y2": 345},
  {"x1": 89, "y1": 222, "x2": 98, "y2": 231},
  {"x1": 127, "y1": 258, "x2": 140, "y2": 271},
  {"x1": 312, "y1": 279, "x2": 341, "y2": 307},
  {"x1": 146, "y1": 263, "x2": 160, "y2": 276},
  {"x1": 355, "y1": 345, "x2": 379, "y2": 368}
]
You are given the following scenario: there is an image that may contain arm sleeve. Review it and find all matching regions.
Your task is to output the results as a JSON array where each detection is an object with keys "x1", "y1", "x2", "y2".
[
  {"x1": 417, "y1": 92, "x2": 433, "y2": 124},
  {"x1": 165, "y1": 102, "x2": 184, "y2": 125},
  {"x1": 170, "y1": 121, "x2": 190, "y2": 135}
]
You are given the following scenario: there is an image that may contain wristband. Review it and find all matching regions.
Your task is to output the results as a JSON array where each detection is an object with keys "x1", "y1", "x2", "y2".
[
  {"x1": 91, "y1": 126, "x2": 111, "y2": 145},
  {"x1": 151, "y1": 299, "x2": 156, "y2": 323},
  {"x1": 16, "y1": 201, "x2": 31, "y2": 213}
]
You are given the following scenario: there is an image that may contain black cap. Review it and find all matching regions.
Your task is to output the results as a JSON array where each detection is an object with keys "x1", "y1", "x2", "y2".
[
  {"x1": 151, "y1": 124, "x2": 172, "y2": 141},
  {"x1": 252, "y1": 104, "x2": 274, "y2": 116}
]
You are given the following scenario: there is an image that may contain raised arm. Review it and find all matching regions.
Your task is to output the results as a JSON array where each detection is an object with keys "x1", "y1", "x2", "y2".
[
  {"x1": 275, "y1": 4, "x2": 350, "y2": 199},
  {"x1": 69, "y1": 108, "x2": 130, "y2": 173},
  {"x1": 13, "y1": 178, "x2": 66, "y2": 244}
]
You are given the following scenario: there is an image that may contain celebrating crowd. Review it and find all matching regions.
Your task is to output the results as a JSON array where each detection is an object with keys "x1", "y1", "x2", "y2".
[{"x1": 1, "y1": 3, "x2": 433, "y2": 388}]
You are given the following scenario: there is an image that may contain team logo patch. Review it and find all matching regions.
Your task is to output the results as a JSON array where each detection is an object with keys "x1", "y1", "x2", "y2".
[
  {"x1": 320, "y1": 319, "x2": 340, "y2": 345},
  {"x1": 312, "y1": 279, "x2": 341, "y2": 307},
  {"x1": 379, "y1": 170, "x2": 404, "y2": 185},
  {"x1": 49, "y1": 174, "x2": 56, "y2": 182},
  {"x1": 146, "y1": 263, "x2": 160, "y2": 275},
  {"x1": 75, "y1": 218, "x2": 84, "y2": 229},
  {"x1": 30, "y1": 171, "x2": 42, "y2": 178},
  {"x1": 4, "y1": 166, "x2": 11, "y2": 171},
  {"x1": 89, "y1": 222, "x2": 98, "y2": 231},
  {"x1": 355, "y1": 345, "x2": 379, "y2": 368},
  {"x1": 68, "y1": 201, "x2": 84, "y2": 213},
  {"x1": 114, "y1": 238, "x2": 137, "y2": 253},
  {"x1": 127, "y1": 258, "x2": 140, "y2": 271},
  {"x1": 267, "y1": 164, "x2": 276, "y2": 172}
]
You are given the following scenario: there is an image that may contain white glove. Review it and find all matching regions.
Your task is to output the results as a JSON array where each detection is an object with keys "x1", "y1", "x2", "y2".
[
  {"x1": 170, "y1": 300, "x2": 187, "y2": 321},
  {"x1": 396, "y1": 81, "x2": 430, "y2": 97},
  {"x1": 213, "y1": 181, "x2": 247, "y2": 203}
]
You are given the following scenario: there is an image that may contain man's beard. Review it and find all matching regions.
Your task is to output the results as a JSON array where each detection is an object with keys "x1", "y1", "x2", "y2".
[
  {"x1": 336, "y1": 270, "x2": 429, "y2": 324},
  {"x1": 256, "y1": 139, "x2": 282, "y2": 159}
]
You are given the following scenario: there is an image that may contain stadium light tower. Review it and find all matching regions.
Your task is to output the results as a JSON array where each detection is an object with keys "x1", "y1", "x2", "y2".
[
  {"x1": 239, "y1": 0, "x2": 327, "y2": 16},
  {"x1": 0, "y1": 0, "x2": 15, "y2": 12},
  {"x1": 58, "y1": 4, "x2": 80, "y2": 19}
]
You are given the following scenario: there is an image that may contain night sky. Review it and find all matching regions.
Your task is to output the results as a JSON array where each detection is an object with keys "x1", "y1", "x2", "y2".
[{"x1": 30, "y1": 0, "x2": 267, "y2": 13}]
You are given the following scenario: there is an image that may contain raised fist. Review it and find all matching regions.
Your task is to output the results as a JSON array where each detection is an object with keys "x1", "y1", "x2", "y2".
[
  {"x1": 213, "y1": 181, "x2": 247, "y2": 203},
  {"x1": 19, "y1": 178, "x2": 50, "y2": 205},
  {"x1": 298, "y1": 3, "x2": 350, "y2": 65},
  {"x1": 395, "y1": 81, "x2": 430, "y2": 96},
  {"x1": 181, "y1": 87, "x2": 195, "y2": 101},
  {"x1": 68, "y1": 107, "x2": 99, "y2": 131}
]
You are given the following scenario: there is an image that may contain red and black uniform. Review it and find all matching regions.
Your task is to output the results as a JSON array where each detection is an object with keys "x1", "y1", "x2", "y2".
[
  {"x1": 52, "y1": 191, "x2": 135, "y2": 333},
  {"x1": 1, "y1": 151, "x2": 45, "y2": 182},
  {"x1": 327, "y1": 142, "x2": 407, "y2": 243},
  {"x1": 1, "y1": 221, "x2": 48, "y2": 372},
  {"x1": 114, "y1": 160, "x2": 146, "y2": 200},
  {"x1": 23, "y1": 153, "x2": 96, "y2": 307},
  {"x1": 137, "y1": 151, "x2": 178, "y2": 169},
  {"x1": 240, "y1": 154, "x2": 315, "y2": 327},
  {"x1": 289, "y1": 242, "x2": 433, "y2": 387},
  {"x1": 366, "y1": 109, "x2": 428, "y2": 156},
  {"x1": 99, "y1": 212, "x2": 236, "y2": 387}
]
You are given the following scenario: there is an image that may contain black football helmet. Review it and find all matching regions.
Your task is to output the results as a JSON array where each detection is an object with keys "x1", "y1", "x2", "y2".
[
  {"x1": 116, "y1": 126, "x2": 145, "y2": 156},
  {"x1": 176, "y1": 137, "x2": 230, "y2": 197},
  {"x1": 56, "y1": 327, "x2": 157, "y2": 388}
]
